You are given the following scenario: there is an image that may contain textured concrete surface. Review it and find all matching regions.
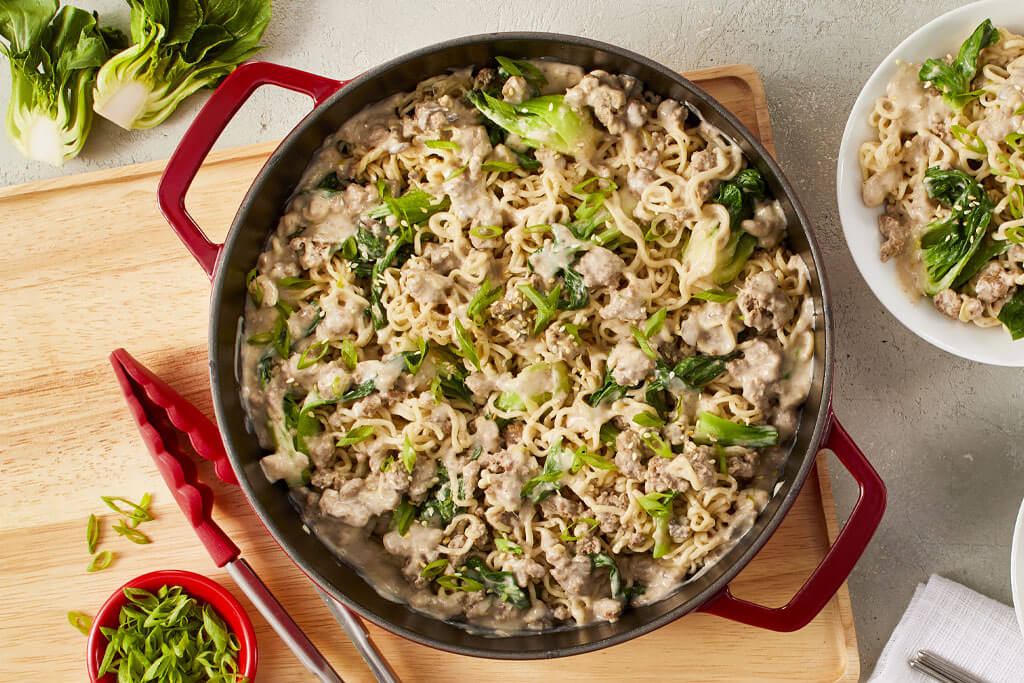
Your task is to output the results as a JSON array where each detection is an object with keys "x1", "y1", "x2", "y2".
[{"x1": 3, "y1": 0, "x2": 1021, "y2": 678}]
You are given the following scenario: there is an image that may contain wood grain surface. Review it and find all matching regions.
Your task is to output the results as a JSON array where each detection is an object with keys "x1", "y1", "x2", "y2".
[{"x1": 0, "y1": 64, "x2": 858, "y2": 682}]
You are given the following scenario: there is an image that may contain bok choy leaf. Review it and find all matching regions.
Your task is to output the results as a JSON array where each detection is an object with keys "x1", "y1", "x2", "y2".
[{"x1": 92, "y1": 0, "x2": 271, "y2": 130}]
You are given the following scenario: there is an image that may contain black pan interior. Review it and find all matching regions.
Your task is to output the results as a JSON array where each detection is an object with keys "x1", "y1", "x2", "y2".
[{"x1": 207, "y1": 33, "x2": 834, "y2": 658}]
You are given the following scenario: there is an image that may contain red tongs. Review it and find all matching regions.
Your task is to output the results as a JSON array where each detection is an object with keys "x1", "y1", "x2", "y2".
[{"x1": 109, "y1": 349, "x2": 397, "y2": 683}]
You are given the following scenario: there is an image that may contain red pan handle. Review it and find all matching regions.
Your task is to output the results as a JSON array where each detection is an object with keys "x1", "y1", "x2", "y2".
[
  {"x1": 698, "y1": 409, "x2": 886, "y2": 631},
  {"x1": 158, "y1": 61, "x2": 345, "y2": 278}
]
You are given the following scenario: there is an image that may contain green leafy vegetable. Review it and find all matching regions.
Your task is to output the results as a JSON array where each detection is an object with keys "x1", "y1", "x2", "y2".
[
  {"x1": 918, "y1": 19, "x2": 999, "y2": 112},
  {"x1": 495, "y1": 55, "x2": 546, "y2": 93},
  {"x1": 681, "y1": 222, "x2": 759, "y2": 287},
  {"x1": 589, "y1": 552, "x2": 624, "y2": 598},
  {"x1": 93, "y1": 0, "x2": 272, "y2": 130},
  {"x1": 996, "y1": 288, "x2": 1024, "y2": 340},
  {"x1": 712, "y1": 168, "x2": 766, "y2": 228},
  {"x1": 313, "y1": 170, "x2": 347, "y2": 193},
  {"x1": 467, "y1": 90, "x2": 595, "y2": 156},
  {"x1": 96, "y1": 584, "x2": 244, "y2": 681},
  {"x1": 339, "y1": 378, "x2": 376, "y2": 403},
  {"x1": 337, "y1": 425, "x2": 374, "y2": 447},
  {"x1": 520, "y1": 440, "x2": 565, "y2": 503},
  {"x1": 467, "y1": 277, "x2": 502, "y2": 325},
  {"x1": 0, "y1": 1, "x2": 123, "y2": 166},
  {"x1": 418, "y1": 465, "x2": 461, "y2": 527},
  {"x1": 692, "y1": 411, "x2": 779, "y2": 448},
  {"x1": 598, "y1": 421, "x2": 621, "y2": 444},
  {"x1": 87, "y1": 550, "x2": 114, "y2": 572},
  {"x1": 920, "y1": 167, "x2": 994, "y2": 295},
  {"x1": 459, "y1": 557, "x2": 530, "y2": 609},
  {"x1": 494, "y1": 537, "x2": 523, "y2": 555},
  {"x1": 432, "y1": 345, "x2": 475, "y2": 404},
  {"x1": 368, "y1": 178, "x2": 450, "y2": 226},
  {"x1": 255, "y1": 351, "x2": 273, "y2": 388},
  {"x1": 587, "y1": 367, "x2": 636, "y2": 407},
  {"x1": 632, "y1": 412, "x2": 665, "y2": 428},
  {"x1": 67, "y1": 610, "x2": 92, "y2": 635},
  {"x1": 952, "y1": 239, "x2": 1009, "y2": 289}
]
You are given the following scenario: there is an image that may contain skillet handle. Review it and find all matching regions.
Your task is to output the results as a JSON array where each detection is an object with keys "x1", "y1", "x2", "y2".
[
  {"x1": 698, "y1": 410, "x2": 886, "y2": 631},
  {"x1": 158, "y1": 61, "x2": 344, "y2": 278}
]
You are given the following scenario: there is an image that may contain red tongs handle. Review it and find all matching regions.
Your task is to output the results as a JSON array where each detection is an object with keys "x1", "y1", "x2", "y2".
[{"x1": 110, "y1": 349, "x2": 240, "y2": 567}]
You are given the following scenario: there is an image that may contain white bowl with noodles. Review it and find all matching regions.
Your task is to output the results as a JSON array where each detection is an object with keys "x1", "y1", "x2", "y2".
[
  {"x1": 1012, "y1": 494, "x2": 1024, "y2": 639},
  {"x1": 836, "y1": 0, "x2": 1024, "y2": 366}
]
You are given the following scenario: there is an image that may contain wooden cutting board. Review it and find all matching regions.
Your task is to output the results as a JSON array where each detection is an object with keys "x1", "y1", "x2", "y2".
[{"x1": 0, "y1": 64, "x2": 858, "y2": 682}]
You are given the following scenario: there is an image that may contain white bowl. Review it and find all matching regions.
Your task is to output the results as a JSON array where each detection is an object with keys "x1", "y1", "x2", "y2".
[
  {"x1": 1013, "y1": 495, "x2": 1024, "y2": 639},
  {"x1": 836, "y1": 0, "x2": 1024, "y2": 366}
]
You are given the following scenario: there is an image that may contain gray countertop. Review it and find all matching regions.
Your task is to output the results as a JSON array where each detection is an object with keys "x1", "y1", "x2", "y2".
[{"x1": 3, "y1": 0, "x2": 1021, "y2": 678}]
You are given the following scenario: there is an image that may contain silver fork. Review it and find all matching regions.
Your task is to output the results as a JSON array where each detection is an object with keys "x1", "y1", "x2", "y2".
[{"x1": 908, "y1": 650, "x2": 989, "y2": 683}]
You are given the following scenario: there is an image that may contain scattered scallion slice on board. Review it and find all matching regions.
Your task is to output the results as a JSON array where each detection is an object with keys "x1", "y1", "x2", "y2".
[
  {"x1": 87, "y1": 550, "x2": 114, "y2": 572},
  {"x1": 67, "y1": 611, "x2": 92, "y2": 635},
  {"x1": 87, "y1": 513, "x2": 99, "y2": 554}
]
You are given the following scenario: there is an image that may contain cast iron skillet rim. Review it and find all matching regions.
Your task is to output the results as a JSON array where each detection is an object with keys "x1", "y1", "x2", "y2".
[{"x1": 208, "y1": 31, "x2": 835, "y2": 659}]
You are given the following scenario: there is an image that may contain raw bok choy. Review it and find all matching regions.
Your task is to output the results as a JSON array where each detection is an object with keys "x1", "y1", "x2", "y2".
[
  {"x1": 92, "y1": 0, "x2": 271, "y2": 130},
  {"x1": 0, "y1": 0, "x2": 124, "y2": 166},
  {"x1": 467, "y1": 89, "x2": 596, "y2": 157}
]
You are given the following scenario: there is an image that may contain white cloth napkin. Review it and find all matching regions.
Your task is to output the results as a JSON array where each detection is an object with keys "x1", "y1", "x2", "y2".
[{"x1": 869, "y1": 574, "x2": 1024, "y2": 682}]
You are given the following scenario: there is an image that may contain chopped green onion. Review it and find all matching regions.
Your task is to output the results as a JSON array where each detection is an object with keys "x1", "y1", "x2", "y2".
[
  {"x1": 454, "y1": 318, "x2": 481, "y2": 370},
  {"x1": 632, "y1": 413, "x2": 665, "y2": 428},
  {"x1": 246, "y1": 268, "x2": 262, "y2": 305},
  {"x1": 481, "y1": 160, "x2": 519, "y2": 173},
  {"x1": 570, "y1": 446, "x2": 617, "y2": 473},
  {"x1": 469, "y1": 225, "x2": 504, "y2": 240},
  {"x1": 420, "y1": 558, "x2": 449, "y2": 578},
  {"x1": 87, "y1": 551, "x2": 114, "y2": 573},
  {"x1": 430, "y1": 375, "x2": 443, "y2": 403},
  {"x1": 339, "y1": 340, "x2": 358, "y2": 370},
  {"x1": 640, "y1": 431, "x2": 674, "y2": 459},
  {"x1": 113, "y1": 520, "x2": 151, "y2": 545},
  {"x1": 644, "y1": 216, "x2": 672, "y2": 242},
  {"x1": 297, "y1": 340, "x2": 330, "y2": 369},
  {"x1": 716, "y1": 444, "x2": 728, "y2": 475},
  {"x1": 101, "y1": 494, "x2": 153, "y2": 526},
  {"x1": 278, "y1": 276, "x2": 316, "y2": 289},
  {"x1": 524, "y1": 224, "x2": 552, "y2": 234},
  {"x1": 692, "y1": 289, "x2": 737, "y2": 302},
  {"x1": 562, "y1": 323, "x2": 583, "y2": 344},
  {"x1": 517, "y1": 283, "x2": 562, "y2": 335},
  {"x1": 494, "y1": 537, "x2": 523, "y2": 555},
  {"x1": 425, "y1": 139, "x2": 459, "y2": 150},
  {"x1": 435, "y1": 574, "x2": 485, "y2": 592},
  {"x1": 1006, "y1": 132, "x2": 1024, "y2": 154},
  {"x1": 401, "y1": 436, "x2": 417, "y2": 473},
  {"x1": 67, "y1": 611, "x2": 92, "y2": 635},
  {"x1": 467, "y1": 277, "x2": 502, "y2": 325},
  {"x1": 1006, "y1": 225, "x2": 1024, "y2": 244},
  {"x1": 560, "y1": 518, "x2": 599, "y2": 541},
  {"x1": 995, "y1": 154, "x2": 1024, "y2": 180},
  {"x1": 95, "y1": 585, "x2": 243, "y2": 680},
  {"x1": 644, "y1": 308, "x2": 667, "y2": 338},
  {"x1": 393, "y1": 499, "x2": 416, "y2": 536},
  {"x1": 1007, "y1": 186, "x2": 1024, "y2": 220},
  {"x1": 445, "y1": 166, "x2": 467, "y2": 181},
  {"x1": 951, "y1": 125, "x2": 987, "y2": 154},
  {"x1": 246, "y1": 332, "x2": 274, "y2": 346},
  {"x1": 337, "y1": 425, "x2": 375, "y2": 447},
  {"x1": 87, "y1": 514, "x2": 99, "y2": 554},
  {"x1": 573, "y1": 176, "x2": 618, "y2": 193}
]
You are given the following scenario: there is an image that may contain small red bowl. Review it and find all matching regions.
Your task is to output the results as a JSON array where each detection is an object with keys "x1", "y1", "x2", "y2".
[{"x1": 87, "y1": 569, "x2": 258, "y2": 682}]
